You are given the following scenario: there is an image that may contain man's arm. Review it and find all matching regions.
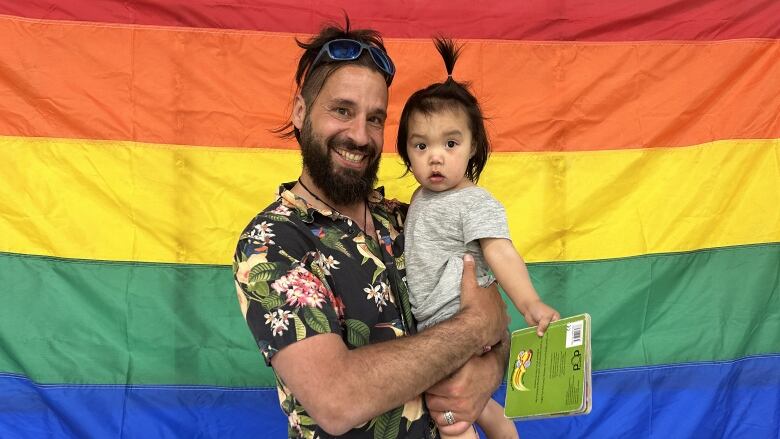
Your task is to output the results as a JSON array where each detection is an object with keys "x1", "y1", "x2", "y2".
[{"x1": 271, "y1": 254, "x2": 508, "y2": 435}]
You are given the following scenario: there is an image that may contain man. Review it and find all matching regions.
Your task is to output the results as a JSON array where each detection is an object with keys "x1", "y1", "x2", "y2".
[{"x1": 233, "y1": 20, "x2": 510, "y2": 438}]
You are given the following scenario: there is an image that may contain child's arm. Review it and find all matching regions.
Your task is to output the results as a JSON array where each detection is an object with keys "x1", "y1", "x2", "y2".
[{"x1": 481, "y1": 237, "x2": 560, "y2": 336}]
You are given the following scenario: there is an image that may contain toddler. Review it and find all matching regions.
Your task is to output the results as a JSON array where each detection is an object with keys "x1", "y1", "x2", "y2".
[{"x1": 397, "y1": 38, "x2": 560, "y2": 439}]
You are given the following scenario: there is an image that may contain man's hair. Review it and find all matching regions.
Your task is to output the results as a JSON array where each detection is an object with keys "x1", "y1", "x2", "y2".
[
  {"x1": 396, "y1": 38, "x2": 490, "y2": 183},
  {"x1": 276, "y1": 16, "x2": 391, "y2": 142}
]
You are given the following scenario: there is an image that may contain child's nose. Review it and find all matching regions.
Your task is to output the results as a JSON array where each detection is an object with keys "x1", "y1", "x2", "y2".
[{"x1": 428, "y1": 147, "x2": 444, "y2": 164}]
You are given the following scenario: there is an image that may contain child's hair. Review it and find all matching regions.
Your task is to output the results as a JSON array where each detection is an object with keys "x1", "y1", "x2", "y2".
[{"x1": 396, "y1": 38, "x2": 490, "y2": 183}]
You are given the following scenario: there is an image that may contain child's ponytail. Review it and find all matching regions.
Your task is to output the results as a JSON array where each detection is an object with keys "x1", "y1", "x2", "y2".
[
  {"x1": 434, "y1": 37, "x2": 461, "y2": 83},
  {"x1": 396, "y1": 37, "x2": 491, "y2": 183}
]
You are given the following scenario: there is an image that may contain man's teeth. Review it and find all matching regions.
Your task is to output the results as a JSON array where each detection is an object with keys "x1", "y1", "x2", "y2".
[{"x1": 336, "y1": 149, "x2": 365, "y2": 163}]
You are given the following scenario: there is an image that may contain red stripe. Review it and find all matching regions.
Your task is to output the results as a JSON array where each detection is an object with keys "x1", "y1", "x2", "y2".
[{"x1": 1, "y1": 0, "x2": 778, "y2": 40}]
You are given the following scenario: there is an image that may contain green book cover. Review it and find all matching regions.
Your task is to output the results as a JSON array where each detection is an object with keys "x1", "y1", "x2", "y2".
[{"x1": 504, "y1": 314, "x2": 592, "y2": 419}]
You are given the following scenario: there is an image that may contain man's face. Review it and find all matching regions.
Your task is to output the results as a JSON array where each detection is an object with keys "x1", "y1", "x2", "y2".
[{"x1": 294, "y1": 65, "x2": 388, "y2": 205}]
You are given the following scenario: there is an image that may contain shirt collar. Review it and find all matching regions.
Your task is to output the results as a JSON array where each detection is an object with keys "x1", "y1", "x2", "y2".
[{"x1": 276, "y1": 181, "x2": 385, "y2": 221}]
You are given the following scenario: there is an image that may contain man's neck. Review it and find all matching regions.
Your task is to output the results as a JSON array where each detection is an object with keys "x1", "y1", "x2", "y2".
[{"x1": 293, "y1": 174, "x2": 366, "y2": 221}]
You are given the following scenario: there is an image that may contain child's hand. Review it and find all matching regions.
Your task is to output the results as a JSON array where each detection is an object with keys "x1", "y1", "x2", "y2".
[{"x1": 522, "y1": 300, "x2": 560, "y2": 337}]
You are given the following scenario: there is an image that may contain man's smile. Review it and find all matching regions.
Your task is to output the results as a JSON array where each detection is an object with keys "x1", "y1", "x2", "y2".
[{"x1": 334, "y1": 147, "x2": 367, "y2": 163}]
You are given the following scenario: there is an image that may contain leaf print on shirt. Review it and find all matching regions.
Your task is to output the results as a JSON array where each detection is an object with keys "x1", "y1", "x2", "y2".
[
  {"x1": 346, "y1": 319, "x2": 370, "y2": 347},
  {"x1": 372, "y1": 212, "x2": 399, "y2": 241},
  {"x1": 319, "y1": 227, "x2": 352, "y2": 257},
  {"x1": 302, "y1": 307, "x2": 330, "y2": 333},
  {"x1": 353, "y1": 234, "x2": 386, "y2": 282},
  {"x1": 369, "y1": 406, "x2": 404, "y2": 439}
]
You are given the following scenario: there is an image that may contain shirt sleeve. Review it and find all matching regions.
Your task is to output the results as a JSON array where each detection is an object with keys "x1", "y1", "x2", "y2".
[
  {"x1": 233, "y1": 213, "x2": 343, "y2": 366},
  {"x1": 461, "y1": 189, "x2": 512, "y2": 244}
]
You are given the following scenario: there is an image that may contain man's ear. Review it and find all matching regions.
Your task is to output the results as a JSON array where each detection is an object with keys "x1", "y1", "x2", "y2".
[{"x1": 292, "y1": 94, "x2": 306, "y2": 130}]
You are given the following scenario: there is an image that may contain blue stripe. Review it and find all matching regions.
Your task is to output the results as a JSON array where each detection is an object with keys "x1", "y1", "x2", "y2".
[{"x1": 2, "y1": 355, "x2": 779, "y2": 438}]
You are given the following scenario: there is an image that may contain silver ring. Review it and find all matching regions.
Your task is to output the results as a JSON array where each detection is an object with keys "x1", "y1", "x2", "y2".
[{"x1": 443, "y1": 410, "x2": 456, "y2": 425}]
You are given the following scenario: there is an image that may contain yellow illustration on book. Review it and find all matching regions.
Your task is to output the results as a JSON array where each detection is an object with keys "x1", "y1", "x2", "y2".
[{"x1": 511, "y1": 349, "x2": 533, "y2": 391}]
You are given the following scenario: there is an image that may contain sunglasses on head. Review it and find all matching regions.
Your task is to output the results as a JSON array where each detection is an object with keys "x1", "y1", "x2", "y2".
[{"x1": 310, "y1": 39, "x2": 396, "y2": 86}]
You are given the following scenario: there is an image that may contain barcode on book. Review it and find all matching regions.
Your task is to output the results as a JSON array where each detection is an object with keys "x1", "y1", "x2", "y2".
[{"x1": 565, "y1": 320, "x2": 584, "y2": 348}]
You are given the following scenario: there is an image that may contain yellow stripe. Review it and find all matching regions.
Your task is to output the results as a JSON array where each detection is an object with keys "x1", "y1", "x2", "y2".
[{"x1": 1, "y1": 136, "x2": 778, "y2": 263}]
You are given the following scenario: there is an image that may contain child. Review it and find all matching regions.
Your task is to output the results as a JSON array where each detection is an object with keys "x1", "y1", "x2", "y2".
[{"x1": 397, "y1": 38, "x2": 560, "y2": 439}]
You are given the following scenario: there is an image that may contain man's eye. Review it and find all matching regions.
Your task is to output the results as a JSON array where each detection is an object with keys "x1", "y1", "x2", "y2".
[
  {"x1": 446, "y1": 140, "x2": 458, "y2": 148},
  {"x1": 335, "y1": 108, "x2": 349, "y2": 116},
  {"x1": 368, "y1": 116, "x2": 385, "y2": 125}
]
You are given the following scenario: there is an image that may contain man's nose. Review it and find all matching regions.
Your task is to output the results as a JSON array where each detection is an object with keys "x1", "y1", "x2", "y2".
[{"x1": 345, "y1": 118, "x2": 370, "y2": 147}]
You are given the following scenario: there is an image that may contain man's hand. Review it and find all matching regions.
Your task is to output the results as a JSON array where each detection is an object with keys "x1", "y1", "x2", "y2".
[
  {"x1": 457, "y1": 254, "x2": 509, "y2": 351},
  {"x1": 425, "y1": 337, "x2": 508, "y2": 435}
]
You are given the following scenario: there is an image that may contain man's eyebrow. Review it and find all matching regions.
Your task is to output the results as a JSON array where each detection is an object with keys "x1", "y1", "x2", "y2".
[
  {"x1": 371, "y1": 108, "x2": 388, "y2": 119},
  {"x1": 329, "y1": 98, "x2": 356, "y2": 108}
]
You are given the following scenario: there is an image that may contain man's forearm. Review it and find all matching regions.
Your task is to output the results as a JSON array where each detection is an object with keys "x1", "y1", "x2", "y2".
[
  {"x1": 273, "y1": 312, "x2": 488, "y2": 434},
  {"x1": 342, "y1": 313, "x2": 486, "y2": 424}
]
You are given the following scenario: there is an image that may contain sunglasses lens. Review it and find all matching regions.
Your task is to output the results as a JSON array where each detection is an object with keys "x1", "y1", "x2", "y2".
[
  {"x1": 369, "y1": 48, "x2": 395, "y2": 75},
  {"x1": 328, "y1": 40, "x2": 363, "y2": 60}
]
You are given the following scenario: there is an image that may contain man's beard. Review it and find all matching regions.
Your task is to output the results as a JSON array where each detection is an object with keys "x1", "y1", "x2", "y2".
[{"x1": 299, "y1": 119, "x2": 380, "y2": 205}]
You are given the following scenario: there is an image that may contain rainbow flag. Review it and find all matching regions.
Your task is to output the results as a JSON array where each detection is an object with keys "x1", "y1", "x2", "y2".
[{"x1": 1, "y1": 1, "x2": 778, "y2": 437}]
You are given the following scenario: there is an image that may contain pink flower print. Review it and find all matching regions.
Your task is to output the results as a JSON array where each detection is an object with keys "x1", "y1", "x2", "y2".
[{"x1": 272, "y1": 266, "x2": 328, "y2": 309}]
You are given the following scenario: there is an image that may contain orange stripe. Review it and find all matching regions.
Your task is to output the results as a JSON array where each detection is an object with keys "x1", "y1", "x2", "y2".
[{"x1": 1, "y1": 15, "x2": 778, "y2": 152}]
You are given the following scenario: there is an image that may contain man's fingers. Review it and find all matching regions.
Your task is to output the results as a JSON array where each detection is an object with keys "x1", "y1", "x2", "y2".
[
  {"x1": 437, "y1": 421, "x2": 472, "y2": 436},
  {"x1": 461, "y1": 253, "x2": 477, "y2": 287}
]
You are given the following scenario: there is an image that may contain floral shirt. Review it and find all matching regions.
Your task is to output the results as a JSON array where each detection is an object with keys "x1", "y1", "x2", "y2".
[{"x1": 233, "y1": 183, "x2": 437, "y2": 439}]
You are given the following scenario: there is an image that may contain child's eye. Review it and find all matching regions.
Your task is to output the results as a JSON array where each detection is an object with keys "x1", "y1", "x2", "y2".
[
  {"x1": 446, "y1": 140, "x2": 458, "y2": 148},
  {"x1": 414, "y1": 143, "x2": 427, "y2": 150}
]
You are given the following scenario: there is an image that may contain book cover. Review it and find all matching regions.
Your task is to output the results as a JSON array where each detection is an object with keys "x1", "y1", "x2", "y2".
[{"x1": 504, "y1": 313, "x2": 592, "y2": 419}]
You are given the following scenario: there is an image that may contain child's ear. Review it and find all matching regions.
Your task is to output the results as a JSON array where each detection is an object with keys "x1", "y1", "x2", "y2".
[{"x1": 292, "y1": 94, "x2": 306, "y2": 130}]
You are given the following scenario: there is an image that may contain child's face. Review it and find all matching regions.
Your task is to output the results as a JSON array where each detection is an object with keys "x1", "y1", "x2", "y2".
[{"x1": 405, "y1": 107, "x2": 474, "y2": 192}]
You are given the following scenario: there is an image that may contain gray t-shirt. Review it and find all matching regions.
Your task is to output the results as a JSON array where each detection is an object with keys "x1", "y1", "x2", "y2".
[{"x1": 405, "y1": 186, "x2": 511, "y2": 330}]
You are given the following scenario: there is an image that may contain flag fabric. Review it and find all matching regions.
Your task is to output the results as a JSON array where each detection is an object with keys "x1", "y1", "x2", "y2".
[{"x1": 1, "y1": 1, "x2": 778, "y2": 437}]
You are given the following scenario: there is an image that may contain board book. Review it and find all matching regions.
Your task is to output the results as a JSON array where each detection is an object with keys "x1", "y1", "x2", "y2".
[{"x1": 504, "y1": 313, "x2": 592, "y2": 420}]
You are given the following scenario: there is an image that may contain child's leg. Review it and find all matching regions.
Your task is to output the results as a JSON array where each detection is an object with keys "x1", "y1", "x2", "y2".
[{"x1": 476, "y1": 399, "x2": 519, "y2": 439}]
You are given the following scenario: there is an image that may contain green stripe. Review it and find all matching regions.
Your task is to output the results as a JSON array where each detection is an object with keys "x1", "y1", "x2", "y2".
[
  {"x1": 518, "y1": 243, "x2": 780, "y2": 370},
  {"x1": 0, "y1": 254, "x2": 269, "y2": 386},
  {"x1": 1, "y1": 243, "x2": 778, "y2": 386}
]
